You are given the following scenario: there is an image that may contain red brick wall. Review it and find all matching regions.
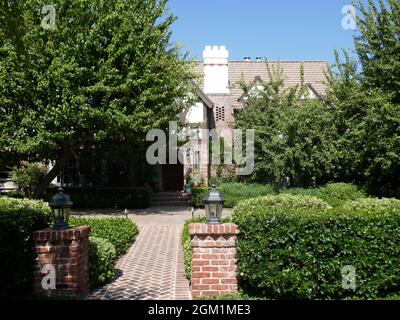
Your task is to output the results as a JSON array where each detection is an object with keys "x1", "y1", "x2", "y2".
[
  {"x1": 189, "y1": 223, "x2": 239, "y2": 298},
  {"x1": 32, "y1": 226, "x2": 91, "y2": 298}
]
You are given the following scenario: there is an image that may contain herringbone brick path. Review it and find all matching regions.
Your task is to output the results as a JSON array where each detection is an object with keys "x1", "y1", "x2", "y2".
[{"x1": 85, "y1": 207, "x2": 193, "y2": 300}]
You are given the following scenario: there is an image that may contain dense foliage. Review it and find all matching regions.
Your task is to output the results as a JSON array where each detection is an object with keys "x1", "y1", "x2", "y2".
[
  {"x1": 0, "y1": 0, "x2": 195, "y2": 197},
  {"x1": 282, "y1": 183, "x2": 366, "y2": 207},
  {"x1": 69, "y1": 216, "x2": 138, "y2": 256},
  {"x1": 191, "y1": 183, "x2": 275, "y2": 208},
  {"x1": 191, "y1": 182, "x2": 364, "y2": 208},
  {"x1": 234, "y1": 0, "x2": 400, "y2": 197},
  {"x1": 88, "y1": 237, "x2": 117, "y2": 289},
  {"x1": 44, "y1": 186, "x2": 153, "y2": 209},
  {"x1": 182, "y1": 216, "x2": 207, "y2": 279},
  {"x1": 11, "y1": 162, "x2": 48, "y2": 197},
  {"x1": 234, "y1": 64, "x2": 337, "y2": 189},
  {"x1": 233, "y1": 195, "x2": 400, "y2": 299},
  {"x1": 0, "y1": 197, "x2": 51, "y2": 298}
]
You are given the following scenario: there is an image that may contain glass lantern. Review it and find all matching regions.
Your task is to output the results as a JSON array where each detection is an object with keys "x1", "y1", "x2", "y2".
[
  {"x1": 202, "y1": 184, "x2": 224, "y2": 225},
  {"x1": 49, "y1": 188, "x2": 73, "y2": 230}
]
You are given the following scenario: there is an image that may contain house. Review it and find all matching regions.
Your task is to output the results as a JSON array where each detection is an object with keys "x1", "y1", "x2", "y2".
[
  {"x1": 0, "y1": 45, "x2": 327, "y2": 195},
  {"x1": 156, "y1": 45, "x2": 328, "y2": 191}
]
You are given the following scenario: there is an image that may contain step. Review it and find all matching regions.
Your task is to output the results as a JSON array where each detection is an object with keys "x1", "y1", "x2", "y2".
[
  {"x1": 152, "y1": 200, "x2": 191, "y2": 207},
  {"x1": 154, "y1": 193, "x2": 191, "y2": 200}
]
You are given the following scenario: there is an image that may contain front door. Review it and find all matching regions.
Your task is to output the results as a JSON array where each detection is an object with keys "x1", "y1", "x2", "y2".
[{"x1": 162, "y1": 164, "x2": 184, "y2": 191}]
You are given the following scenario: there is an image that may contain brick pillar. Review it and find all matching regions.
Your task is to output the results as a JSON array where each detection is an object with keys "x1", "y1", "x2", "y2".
[
  {"x1": 32, "y1": 226, "x2": 91, "y2": 298},
  {"x1": 189, "y1": 223, "x2": 239, "y2": 298}
]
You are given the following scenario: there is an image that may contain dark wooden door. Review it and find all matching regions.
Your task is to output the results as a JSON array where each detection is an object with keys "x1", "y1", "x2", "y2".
[{"x1": 162, "y1": 164, "x2": 184, "y2": 191}]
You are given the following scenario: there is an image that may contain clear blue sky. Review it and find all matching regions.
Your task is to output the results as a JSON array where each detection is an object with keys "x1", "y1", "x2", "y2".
[{"x1": 167, "y1": 0, "x2": 362, "y2": 63}]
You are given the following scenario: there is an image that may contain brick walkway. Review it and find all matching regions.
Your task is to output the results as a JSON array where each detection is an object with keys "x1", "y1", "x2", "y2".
[
  {"x1": 82, "y1": 207, "x2": 194, "y2": 300},
  {"x1": 80, "y1": 207, "x2": 233, "y2": 300}
]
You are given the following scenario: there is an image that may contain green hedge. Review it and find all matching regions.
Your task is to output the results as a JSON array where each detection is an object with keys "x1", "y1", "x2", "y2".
[
  {"x1": 182, "y1": 217, "x2": 207, "y2": 279},
  {"x1": 0, "y1": 197, "x2": 51, "y2": 298},
  {"x1": 191, "y1": 182, "x2": 365, "y2": 209},
  {"x1": 233, "y1": 195, "x2": 400, "y2": 299},
  {"x1": 342, "y1": 197, "x2": 400, "y2": 211},
  {"x1": 69, "y1": 216, "x2": 138, "y2": 257},
  {"x1": 89, "y1": 237, "x2": 117, "y2": 289},
  {"x1": 43, "y1": 186, "x2": 153, "y2": 209},
  {"x1": 191, "y1": 183, "x2": 275, "y2": 208},
  {"x1": 70, "y1": 216, "x2": 138, "y2": 289},
  {"x1": 282, "y1": 183, "x2": 366, "y2": 207}
]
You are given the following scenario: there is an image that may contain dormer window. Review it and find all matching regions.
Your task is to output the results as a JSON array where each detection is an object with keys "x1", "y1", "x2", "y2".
[{"x1": 238, "y1": 76, "x2": 265, "y2": 102}]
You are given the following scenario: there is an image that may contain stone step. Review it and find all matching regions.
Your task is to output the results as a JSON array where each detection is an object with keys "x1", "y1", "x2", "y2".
[
  {"x1": 152, "y1": 200, "x2": 191, "y2": 207},
  {"x1": 154, "y1": 192, "x2": 190, "y2": 200}
]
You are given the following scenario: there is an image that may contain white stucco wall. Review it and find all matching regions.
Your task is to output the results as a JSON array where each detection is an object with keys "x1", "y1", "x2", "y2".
[{"x1": 185, "y1": 102, "x2": 204, "y2": 124}]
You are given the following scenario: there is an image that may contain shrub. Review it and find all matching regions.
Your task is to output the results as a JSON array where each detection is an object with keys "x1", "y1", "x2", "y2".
[
  {"x1": 0, "y1": 197, "x2": 51, "y2": 298},
  {"x1": 2, "y1": 190, "x2": 25, "y2": 199},
  {"x1": 233, "y1": 195, "x2": 400, "y2": 299},
  {"x1": 182, "y1": 217, "x2": 207, "y2": 280},
  {"x1": 235, "y1": 194, "x2": 331, "y2": 213},
  {"x1": 191, "y1": 183, "x2": 275, "y2": 208},
  {"x1": 316, "y1": 183, "x2": 366, "y2": 207},
  {"x1": 191, "y1": 187, "x2": 211, "y2": 208},
  {"x1": 343, "y1": 197, "x2": 400, "y2": 211},
  {"x1": 282, "y1": 183, "x2": 366, "y2": 207},
  {"x1": 89, "y1": 237, "x2": 117, "y2": 289},
  {"x1": 69, "y1": 217, "x2": 138, "y2": 257},
  {"x1": 222, "y1": 183, "x2": 276, "y2": 208},
  {"x1": 11, "y1": 162, "x2": 48, "y2": 197},
  {"x1": 186, "y1": 170, "x2": 204, "y2": 186},
  {"x1": 43, "y1": 186, "x2": 153, "y2": 209}
]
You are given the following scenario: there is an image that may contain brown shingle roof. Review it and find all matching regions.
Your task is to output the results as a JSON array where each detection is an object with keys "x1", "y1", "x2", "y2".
[{"x1": 194, "y1": 60, "x2": 328, "y2": 107}]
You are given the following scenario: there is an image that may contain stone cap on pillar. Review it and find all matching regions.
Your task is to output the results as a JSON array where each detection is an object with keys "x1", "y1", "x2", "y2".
[
  {"x1": 189, "y1": 223, "x2": 239, "y2": 249},
  {"x1": 33, "y1": 225, "x2": 91, "y2": 241},
  {"x1": 189, "y1": 223, "x2": 239, "y2": 236}
]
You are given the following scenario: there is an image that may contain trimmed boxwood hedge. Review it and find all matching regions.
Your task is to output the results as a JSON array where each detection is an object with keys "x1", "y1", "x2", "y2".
[
  {"x1": 69, "y1": 216, "x2": 138, "y2": 257},
  {"x1": 0, "y1": 197, "x2": 51, "y2": 298},
  {"x1": 43, "y1": 186, "x2": 153, "y2": 209},
  {"x1": 88, "y1": 237, "x2": 117, "y2": 289},
  {"x1": 191, "y1": 183, "x2": 275, "y2": 208},
  {"x1": 282, "y1": 183, "x2": 366, "y2": 207},
  {"x1": 182, "y1": 217, "x2": 207, "y2": 279},
  {"x1": 70, "y1": 216, "x2": 138, "y2": 288},
  {"x1": 232, "y1": 196, "x2": 400, "y2": 299},
  {"x1": 191, "y1": 182, "x2": 365, "y2": 209}
]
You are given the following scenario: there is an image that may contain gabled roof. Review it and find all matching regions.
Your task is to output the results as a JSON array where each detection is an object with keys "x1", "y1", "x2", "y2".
[
  {"x1": 303, "y1": 83, "x2": 324, "y2": 100},
  {"x1": 237, "y1": 76, "x2": 264, "y2": 103},
  {"x1": 237, "y1": 79, "x2": 324, "y2": 103},
  {"x1": 196, "y1": 87, "x2": 214, "y2": 109},
  {"x1": 194, "y1": 60, "x2": 328, "y2": 107}
]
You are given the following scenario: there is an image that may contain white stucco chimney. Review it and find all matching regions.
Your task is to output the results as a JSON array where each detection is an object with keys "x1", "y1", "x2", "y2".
[{"x1": 203, "y1": 45, "x2": 229, "y2": 94}]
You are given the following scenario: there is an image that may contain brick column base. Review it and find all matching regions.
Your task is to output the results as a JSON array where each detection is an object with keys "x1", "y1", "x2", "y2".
[
  {"x1": 189, "y1": 223, "x2": 239, "y2": 298},
  {"x1": 33, "y1": 226, "x2": 91, "y2": 298}
]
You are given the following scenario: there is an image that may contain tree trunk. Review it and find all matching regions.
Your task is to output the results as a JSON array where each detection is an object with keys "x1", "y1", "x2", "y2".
[{"x1": 31, "y1": 149, "x2": 72, "y2": 199}]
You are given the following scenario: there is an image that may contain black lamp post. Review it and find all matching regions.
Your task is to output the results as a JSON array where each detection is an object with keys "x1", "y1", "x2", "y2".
[
  {"x1": 50, "y1": 188, "x2": 73, "y2": 230},
  {"x1": 202, "y1": 184, "x2": 224, "y2": 225}
]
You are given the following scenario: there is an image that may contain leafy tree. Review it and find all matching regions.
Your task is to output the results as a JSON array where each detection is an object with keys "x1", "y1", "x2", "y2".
[
  {"x1": 0, "y1": 0, "x2": 195, "y2": 198},
  {"x1": 326, "y1": 0, "x2": 400, "y2": 196},
  {"x1": 235, "y1": 63, "x2": 337, "y2": 189},
  {"x1": 11, "y1": 161, "x2": 47, "y2": 197},
  {"x1": 353, "y1": 0, "x2": 400, "y2": 104}
]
